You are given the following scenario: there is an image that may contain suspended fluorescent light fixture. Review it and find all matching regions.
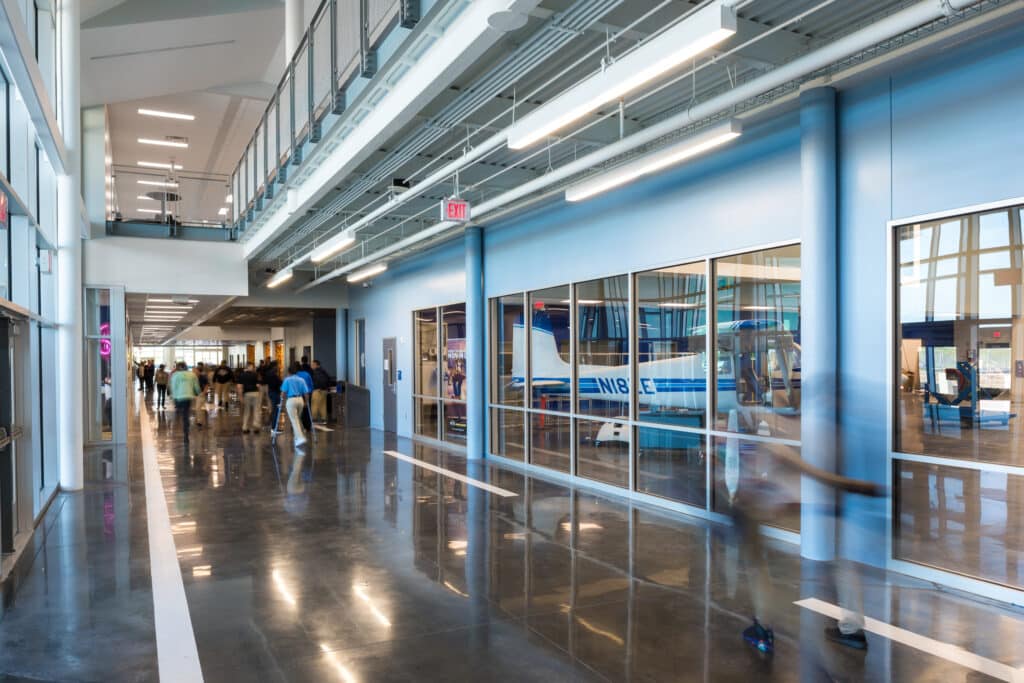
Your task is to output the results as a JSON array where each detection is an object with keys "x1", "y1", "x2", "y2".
[
  {"x1": 138, "y1": 108, "x2": 195, "y2": 121},
  {"x1": 138, "y1": 180, "x2": 179, "y2": 188},
  {"x1": 138, "y1": 137, "x2": 188, "y2": 148},
  {"x1": 507, "y1": 1, "x2": 736, "y2": 150},
  {"x1": 347, "y1": 263, "x2": 387, "y2": 283},
  {"x1": 266, "y1": 269, "x2": 293, "y2": 288},
  {"x1": 310, "y1": 230, "x2": 356, "y2": 264},
  {"x1": 138, "y1": 161, "x2": 184, "y2": 170},
  {"x1": 566, "y1": 119, "x2": 742, "y2": 202}
]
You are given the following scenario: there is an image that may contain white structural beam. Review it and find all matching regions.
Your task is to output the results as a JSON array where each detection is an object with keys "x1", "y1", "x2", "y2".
[
  {"x1": 0, "y1": 0, "x2": 68, "y2": 174},
  {"x1": 56, "y1": 0, "x2": 83, "y2": 490},
  {"x1": 241, "y1": 0, "x2": 542, "y2": 258}
]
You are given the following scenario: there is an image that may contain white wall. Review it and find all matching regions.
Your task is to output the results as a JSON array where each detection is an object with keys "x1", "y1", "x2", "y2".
[{"x1": 83, "y1": 236, "x2": 249, "y2": 295}]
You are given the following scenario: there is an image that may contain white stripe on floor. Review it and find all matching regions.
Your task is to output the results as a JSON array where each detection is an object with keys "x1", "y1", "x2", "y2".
[
  {"x1": 384, "y1": 450, "x2": 518, "y2": 498},
  {"x1": 796, "y1": 597, "x2": 1023, "y2": 682},
  {"x1": 139, "y1": 408, "x2": 204, "y2": 682}
]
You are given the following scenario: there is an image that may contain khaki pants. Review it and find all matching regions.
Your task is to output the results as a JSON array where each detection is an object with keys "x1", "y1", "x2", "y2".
[
  {"x1": 311, "y1": 389, "x2": 327, "y2": 422},
  {"x1": 259, "y1": 384, "x2": 270, "y2": 410},
  {"x1": 193, "y1": 394, "x2": 207, "y2": 426},
  {"x1": 285, "y1": 396, "x2": 307, "y2": 446},
  {"x1": 216, "y1": 382, "x2": 232, "y2": 406},
  {"x1": 242, "y1": 391, "x2": 261, "y2": 431}
]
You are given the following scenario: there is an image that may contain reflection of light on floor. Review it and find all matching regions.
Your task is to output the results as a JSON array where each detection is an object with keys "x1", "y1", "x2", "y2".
[
  {"x1": 503, "y1": 532, "x2": 527, "y2": 540},
  {"x1": 172, "y1": 521, "x2": 196, "y2": 534},
  {"x1": 353, "y1": 585, "x2": 391, "y2": 626},
  {"x1": 272, "y1": 569, "x2": 297, "y2": 606},
  {"x1": 177, "y1": 545, "x2": 203, "y2": 558},
  {"x1": 447, "y1": 540, "x2": 467, "y2": 550},
  {"x1": 560, "y1": 606, "x2": 624, "y2": 646},
  {"x1": 560, "y1": 522, "x2": 603, "y2": 532},
  {"x1": 319, "y1": 644, "x2": 357, "y2": 683},
  {"x1": 443, "y1": 580, "x2": 469, "y2": 598},
  {"x1": 192, "y1": 565, "x2": 211, "y2": 577}
]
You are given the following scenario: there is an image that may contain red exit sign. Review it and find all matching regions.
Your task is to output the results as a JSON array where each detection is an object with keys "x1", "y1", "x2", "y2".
[
  {"x1": 0, "y1": 192, "x2": 8, "y2": 228},
  {"x1": 441, "y1": 198, "x2": 471, "y2": 222}
]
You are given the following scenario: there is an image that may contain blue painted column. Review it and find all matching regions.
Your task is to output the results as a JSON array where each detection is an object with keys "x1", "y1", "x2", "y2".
[
  {"x1": 800, "y1": 87, "x2": 838, "y2": 561},
  {"x1": 465, "y1": 226, "x2": 485, "y2": 460},
  {"x1": 336, "y1": 306, "x2": 349, "y2": 382}
]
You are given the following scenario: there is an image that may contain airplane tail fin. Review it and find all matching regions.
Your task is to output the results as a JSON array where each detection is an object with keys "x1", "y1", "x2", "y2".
[{"x1": 511, "y1": 309, "x2": 570, "y2": 382}]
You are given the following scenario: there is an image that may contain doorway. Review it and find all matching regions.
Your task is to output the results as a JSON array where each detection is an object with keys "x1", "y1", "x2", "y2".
[{"x1": 382, "y1": 337, "x2": 397, "y2": 433}]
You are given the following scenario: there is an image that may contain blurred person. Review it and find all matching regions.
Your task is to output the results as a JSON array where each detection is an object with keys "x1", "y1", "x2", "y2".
[
  {"x1": 155, "y1": 364, "x2": 169, "y2": 410},
  {"x1": 300, "y1": 355, "x2": 313, "y2": 376},
  {"x1": 310, "y1": 360, "x2": 331, "y2": 424},
  {"x1": 726, "y1": 439, "x2": 883, "y2": 656},
  {"x1": 295, "y1": 362, "x2": 314, "y2": 432},
  {"x1": 144, "y1": 360, "x2": 155, "y2": 392},
  {"x1": 214, "y1": 360, "x2": 235, "y2": 408},
  {"x1": 194, "y1": 363, "x2": 209, "y2": 429},
  {"x1": 136, "y1": 362, "x2": 146, "y2": 391},
  {"x1": 257, "y1": 360, "x2": 270, "y2": 411},
  {"x1": 170, "y1": 361, "x2": 200, "y2": 445},
  {"x1": 236, "y1": 362, "x2": 261, "y2": 434},
  {"x1": 281, "y1": 362, "x2": 310, "y2": 447},
  {"x1": 264, "y1": 360, "x2": 283, "y2": 430}
]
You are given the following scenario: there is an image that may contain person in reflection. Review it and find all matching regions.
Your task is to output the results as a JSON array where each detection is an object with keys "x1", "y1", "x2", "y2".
[
  {"x1": 730, "y1": 444, "x2": 884, "y2": 656},
  {"x1": 170, "y1": 361, "x2": 200, "y2": 445},
  {"x1": 236, "y1": 362, "x2": 261, "y2": 434},
  {"x1": 281, "y1": 362, "x2": 310, "y2": 447},
  {"x1": 310, "y1": 360, "x2": 331, "y2": 424},
  {"x1": 155, "y1": 364, "x2": 169, "y2": 410}
]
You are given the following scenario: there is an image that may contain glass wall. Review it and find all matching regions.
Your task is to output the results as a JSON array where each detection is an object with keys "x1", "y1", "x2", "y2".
[
  {"x1": 490, "y1": 245, "x2": 801, "y2": 529},
  {"x1": 412, "y1": 303, "x2": 467, "y2": 445},
  {"x1": 894, "y1": 203, "x2": 1024, "y2": 589},
  {"x1": 85, "y1": 288, "x2": 113, "y2": 442}
]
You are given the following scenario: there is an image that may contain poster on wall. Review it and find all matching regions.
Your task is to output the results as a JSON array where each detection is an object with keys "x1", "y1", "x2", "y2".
[{"x1": 445, "y1": 337, "x2": 467, "y2": 437}]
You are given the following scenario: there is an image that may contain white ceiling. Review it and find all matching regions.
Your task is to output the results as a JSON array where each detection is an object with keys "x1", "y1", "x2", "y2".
[
  {"x1": 126, "y1": 293, "x2": 234, "y2": 345},
  {"x1": 82, "y1": 0, "x2": 285, "y2": 225}
]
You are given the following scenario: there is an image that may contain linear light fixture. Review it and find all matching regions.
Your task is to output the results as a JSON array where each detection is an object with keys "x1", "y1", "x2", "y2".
[
  {"x1": 266, "y1": 269, "x2": 293, "y2": 288},
  {"x1": 147, "y1": 298, "x2": 199, "y2": 304},
  {"x1": 347, "y1": 263, "x2": 387, "y2": 283},
  {"x1": 310, "y1": 230, "x2": 356, "y2": 263},
  {"x1": 138, "y1": 108, "x2": 195, "y2": 121},
  {"x1": 225, "y1": 194, "x2": 233, "y2": 203},
  {"x1": 138, "y1": 161, "x2": 184, "y2": 170},
  {"x1": 217, "y1": 207, "x2": 228, "y2": 216},
  {"x1": 138, "y1": 208, "x2": 164, "y2": 214},
  {"x1": 507, "y1": 1, "x2": 736, "y2": 150},
  {"x1": 138, "y1": 180, "x2": 179, "y2": 188},
  {"x1": 139, "y1": 137, "x2": 188, "y2": 149},
  {"x1": 566, "y1": 119, "x2": 742, "y2": 202}
]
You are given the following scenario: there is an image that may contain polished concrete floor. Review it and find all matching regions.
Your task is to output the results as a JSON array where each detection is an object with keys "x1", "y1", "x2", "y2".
[{"x1": 1, "y1": 394, "x2": 1023, "y2": 681}]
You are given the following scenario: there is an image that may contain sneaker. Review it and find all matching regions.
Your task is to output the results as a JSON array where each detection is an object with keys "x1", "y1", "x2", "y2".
[
  {"x1": 825, "y1": 626, "x2": 867, "y2": 650},
  {"x1": 743, "y1": 618, "x2": 774, "y2": 655}
]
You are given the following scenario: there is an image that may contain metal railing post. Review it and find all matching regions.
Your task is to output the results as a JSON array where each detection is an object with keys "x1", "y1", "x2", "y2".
[
  {"x1": 308, "y1": 23, "x2": 320, "y2": 142},
  {"x1": 359, "y1": 0, "x2": 377, "y2": 78},
  {"x1": 330, "y1": 0, "x2": 344, "y2": 114}
]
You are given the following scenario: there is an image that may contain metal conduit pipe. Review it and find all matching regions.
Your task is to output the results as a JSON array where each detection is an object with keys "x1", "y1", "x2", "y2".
[
  {"x1": 263, "y1": 0, "x2": 624, "y2": 260},
  {"x1": 300, "y1": 0, "x2": 984, "y2": 290}
]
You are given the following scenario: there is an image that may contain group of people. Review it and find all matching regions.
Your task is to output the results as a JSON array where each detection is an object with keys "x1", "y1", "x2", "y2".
[{"x1": 146, "y1": 355, "x2": 333, "y2": 447}]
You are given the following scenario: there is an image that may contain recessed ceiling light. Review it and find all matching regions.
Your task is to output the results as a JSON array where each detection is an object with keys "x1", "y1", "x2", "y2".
[
  {"x1": 138, "y1": 137, "x2": 188, "y2": 149},
  {"x1": 138, "y1": 108, "x2": 195, "y2": 121},
  {"x1": 217, "y1": 207, "x2": 228, "y2": 216},
  {"x1": 225, "y1": 194, "x2": 233, "y2": 203},
  {"x1": 137, "y1": 161, "x2": 183, "y2": 170},
  {"x1": 138, "y1": 180, "x2": 179, "y2": 188}
]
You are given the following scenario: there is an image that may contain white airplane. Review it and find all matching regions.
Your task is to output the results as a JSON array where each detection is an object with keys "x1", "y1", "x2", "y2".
[{"x1": 509, "y1": 312, "x2": 800, "y2": 427}]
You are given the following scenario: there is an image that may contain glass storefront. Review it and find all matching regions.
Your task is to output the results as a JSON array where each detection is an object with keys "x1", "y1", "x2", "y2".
[
  {"x1": 894, "y1": 203, "x2": 1024, "y2": 588},
  {"x1": 413, "y1": 303, "x2": 467, "y2": 445},
  {"x1": 84, "y1": 289, "x2": 113, "y2": 442},
  {"x1": 489, "y1": 245, "x2": 801, "y2": 530}
]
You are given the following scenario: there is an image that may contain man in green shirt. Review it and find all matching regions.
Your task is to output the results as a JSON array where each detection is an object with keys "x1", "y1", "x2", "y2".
[{"x1": 170, "y1": 361, "x2": 200, "y2": 444}]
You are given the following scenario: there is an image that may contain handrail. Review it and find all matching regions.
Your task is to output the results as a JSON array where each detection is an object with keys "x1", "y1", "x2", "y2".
[{"x1": 231, "y1": 0, "x2": 406, "y2": 230}]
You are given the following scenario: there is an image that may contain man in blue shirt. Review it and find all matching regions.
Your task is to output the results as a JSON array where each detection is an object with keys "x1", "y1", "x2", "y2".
[{"x1": 281, "y1": 363, "x2": 310, "y2": 447}]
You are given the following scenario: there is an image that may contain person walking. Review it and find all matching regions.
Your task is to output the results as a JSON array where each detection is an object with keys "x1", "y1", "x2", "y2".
[
  {"x1": 257, "y1": 360, "x2": 270, "y2": 412},
  {"x1": 144, "y1": 361, "x2": 155, "y2": 392},
  {"x1": 236, "y1": 362, "x2": 261, "y2": 434},
  {"x1": 310, "y1": 360, "x2": 331, "y2": 424},
  {"x1": 155, "y1": 364, "x2": 169, "y2": 410},
  {"x1": 194, "y1": 363, "x2": 209, "y2": 429},
  {"x1": 170, "y1": 361, "x2": 200, "y2": 445},
  {"x1": 264, "y1": 360, "x2": 283, "y2": 430},
  {"x1": 281, "y1": 363, "x2": 310, "y2": 447},
  {"x1": 137, "y1": 362, "x2": 146, "y2": 392},
  {"x1": 214, "y1": 361, "x2": 235, "y2": 408}
]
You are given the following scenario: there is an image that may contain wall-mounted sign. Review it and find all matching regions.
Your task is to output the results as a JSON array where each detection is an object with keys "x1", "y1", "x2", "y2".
[{"x1": 441, "y1": 198, "x2": 470, "y2": 222}]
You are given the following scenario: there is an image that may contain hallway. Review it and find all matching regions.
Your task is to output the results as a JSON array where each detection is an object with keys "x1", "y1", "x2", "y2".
[{"x1": 2, "y1": 397, "x2": 1022, "y2": 682}]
